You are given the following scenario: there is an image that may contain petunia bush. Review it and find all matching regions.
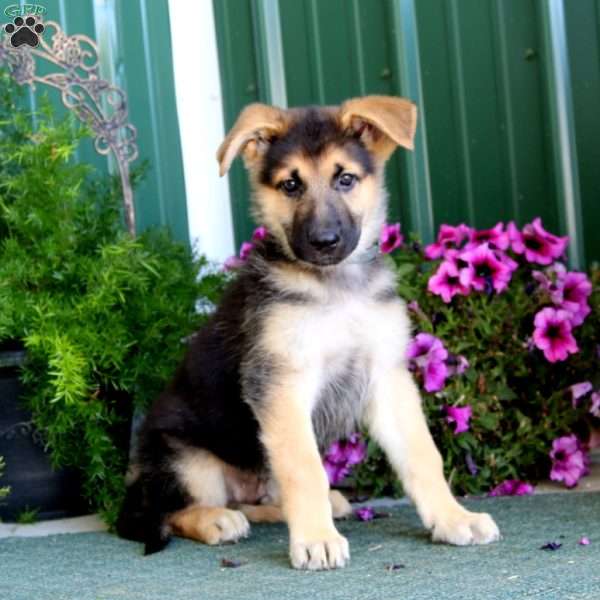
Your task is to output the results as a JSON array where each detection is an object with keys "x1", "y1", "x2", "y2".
[
  {"x1": 352, "y1": 220, "x2": 599, "y2": 497},
  {"x1": 230, "y1": 220, "x2": 599, "y2": 498}
]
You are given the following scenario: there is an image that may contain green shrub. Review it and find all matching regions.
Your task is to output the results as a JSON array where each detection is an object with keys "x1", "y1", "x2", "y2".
[{"x1": 0, "y1": 72, "x2": 227, "y2": 524}]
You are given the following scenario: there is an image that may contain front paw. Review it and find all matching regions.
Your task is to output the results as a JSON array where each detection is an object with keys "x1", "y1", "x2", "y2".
[
  {"x1": 290, "y1": 529, "x2": 350, "y2": 570},
  {"x1": 431, "y1": 507, "x2": 500, "y2": 546}
]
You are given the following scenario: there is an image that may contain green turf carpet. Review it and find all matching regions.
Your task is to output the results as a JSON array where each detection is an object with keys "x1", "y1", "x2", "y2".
[{"x1": 1, "y1": 493, "x2": 599, "y2": 600}]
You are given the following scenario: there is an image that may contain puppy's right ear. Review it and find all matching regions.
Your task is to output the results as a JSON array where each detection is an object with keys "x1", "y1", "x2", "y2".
[{"x1": 217, "y1": 104, "x2": 286, "y2": 176}]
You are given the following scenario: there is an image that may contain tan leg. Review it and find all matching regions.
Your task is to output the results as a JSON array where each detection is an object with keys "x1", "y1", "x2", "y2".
[
  {"x1": 366, "y1": 367, "x2": 500, "y2": 545},
  {"x1": 238, "y1": 504, "x2": 284, "y2": 523},
  {"x1": 258, "y1": 375, "x2": 349, "y2": 570},
  {"x1": 329, "y1": 490, "x2": 352, "y2": 519},
  {"x1": 168, "y1": 505, "x2": 250, "y2": 545},
  {"x1": 239, "y1": 490, "x2": 351, "y2": 524}
]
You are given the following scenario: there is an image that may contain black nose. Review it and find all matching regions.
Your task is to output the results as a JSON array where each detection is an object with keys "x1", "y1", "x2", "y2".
[{"x1": 309, "y1": 229, "x2": 340, "y2": 251}]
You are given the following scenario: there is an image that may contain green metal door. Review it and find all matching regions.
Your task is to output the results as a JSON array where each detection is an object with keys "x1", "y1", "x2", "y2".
[
  {"x1": 415, "y1": 0, "x2": 559, "y2": 230},
  {"x1": 564, "y1": 0, "x2": 600, "y2": 267},
  {"x1": 214, "y1": 0, "x2": 413, "y2": 245},
  {"x1": 214, "y1": 0, "x2": 599, "y2": 266},
  {"x1": 278, "y1": 0, "x2": 411, "y2": 236}
]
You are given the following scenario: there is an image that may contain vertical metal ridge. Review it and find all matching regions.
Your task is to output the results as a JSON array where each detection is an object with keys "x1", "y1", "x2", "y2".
[
  {"x1": 351, "y1": 0, "x2": 366, "y2": 95},
  {"x1": 213, "y1": 0, "x2": 263, "y2": 244},
  {"x1": 216, "y1": 0, "x2": 235, "y2": 123},
  {"x1": 92, "y1": 0, "x2": 119, "y2": 174},
  {"x1": 252, "y1": 0, "x2": 288, "y2": 108},
  {"x1": 308, "y1": 0, "x2": 325, "y2": 104},
  {"x1": 491, "y1": 0, "x2": 519, "y2": 221},
  {"x1": 138, "y1": 0, "x2": 167, "y2": 225},
  {"x1": 447, "y1": 0, "x2": 474, "y2": 224},
  {"x1": 540, "y1": 0, "x2": 584, "y2": 268},
  {"x1": 390, "y1": 0, "x2": 434, "y2": 243},
  {"x1": 57, "y1": 0, "x2": 68, "y2": 31}
]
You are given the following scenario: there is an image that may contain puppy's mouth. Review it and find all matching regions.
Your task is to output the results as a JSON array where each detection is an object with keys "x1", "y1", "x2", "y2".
[{"x1": 301, "y1": 253, "x2": 345, "y2": 267}]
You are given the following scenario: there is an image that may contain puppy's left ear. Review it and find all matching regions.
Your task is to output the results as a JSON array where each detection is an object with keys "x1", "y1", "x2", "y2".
[{"x1": 339, "y1": 95, "x2": 417, "y2": 161}]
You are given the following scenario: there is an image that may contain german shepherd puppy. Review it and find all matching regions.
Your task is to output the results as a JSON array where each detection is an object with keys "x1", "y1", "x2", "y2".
[{"x1": 117, "y1": 96, "x2": 500, "y2": 570}]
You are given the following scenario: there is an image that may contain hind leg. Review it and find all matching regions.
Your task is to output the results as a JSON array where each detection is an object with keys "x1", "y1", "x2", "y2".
[
  {"x1": 239, "y1": 490, "x2": 352, "y2": 524},
  {"x1": 168, "y1": 447, "x2": 253, "y2": 545},
  {"x1": 169, "y1": 505, "x2": 250, "y2": 544}
]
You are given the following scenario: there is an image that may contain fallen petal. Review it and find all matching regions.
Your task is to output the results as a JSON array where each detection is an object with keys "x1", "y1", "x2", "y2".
[
  {"x1": 579, "y1": 536, "x2": 590, "y2": 546},
  {"x1": 355, "y1": 506, "x2": 375, "y2": 521},
  {"x1": 540, "y1": 541, "x2": 562, "y2": 551},
  {"x1": 220, "y1": 558, "x2": 246, "y2": 568}
]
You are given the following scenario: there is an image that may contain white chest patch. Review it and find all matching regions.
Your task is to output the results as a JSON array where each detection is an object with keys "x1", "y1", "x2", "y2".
[
  {"x1": 269, "y1": 292, "x2": 411, "y2": 373},
  {"x1": 260, "y1": 275, "x2": 413, "y2": 447}
]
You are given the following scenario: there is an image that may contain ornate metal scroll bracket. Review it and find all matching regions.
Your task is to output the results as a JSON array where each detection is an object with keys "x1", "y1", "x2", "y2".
[{"x1": 0, "y1": 19, "x2": 138, "y2": 235}]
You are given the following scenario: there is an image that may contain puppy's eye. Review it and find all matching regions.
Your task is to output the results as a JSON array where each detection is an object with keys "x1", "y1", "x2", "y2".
[
  {"x1": 280, "y1": 178, "x2": 301, "y2": 195},
  {"x1": 336, "y1": 172, "x2": 357, "y2": 191}
]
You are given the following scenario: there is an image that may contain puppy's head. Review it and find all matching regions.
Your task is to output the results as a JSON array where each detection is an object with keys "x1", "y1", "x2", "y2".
[{"x1": 217, "y1": 96, "x2": 417, "y2": 267}]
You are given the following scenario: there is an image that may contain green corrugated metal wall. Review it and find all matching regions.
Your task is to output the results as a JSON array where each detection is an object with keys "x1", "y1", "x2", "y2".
[
  {"x1": 214, "y1": 0, "x2": 600, "y2": 266},
  {"x1": 7, "y1": 0, "x2": 188, "y2": 243},
  {"x1": 278, "y1": 0, "x2": 411, "y2": 237},
  {"x1": 564, "y1": 0, "x2": 600, "y2": 269}
]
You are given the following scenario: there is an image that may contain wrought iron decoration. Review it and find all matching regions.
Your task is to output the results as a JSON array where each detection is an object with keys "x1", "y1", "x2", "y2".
[{"x1": 0, "y1": 18, "x2": 139, "y2": 235}]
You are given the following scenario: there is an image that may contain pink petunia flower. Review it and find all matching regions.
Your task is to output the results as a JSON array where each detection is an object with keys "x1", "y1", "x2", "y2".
[
  {"x1": 345, "y1": 433, "x2": 367, "y2": 465},
  {"x1": 509, "y1": 218, "x2": 569, "y2": 265},
  {"x1": 488, "y1": 479, "x2": 535, "y2": 497},
  {"x1": 549, "y1": 435, "x2": 589, "y2": 488},
  {"x1": 427, "y1": 259, "x2": 470, "y2": 303},
  {"x1": 223, "y1": 236, "x2": 262, "y2": 271},
  {"x1": 590, "y1": 392, "x2": 600, "y2": 418},
  {"x1": 445, "y1": 354, "x2": 469, "y2": 376},
  {"x1": 570, "y1": 381, "x2": 593, "y2": 407},
  {"x1": 406, "y1": 333, "x2": 448, "y2": 392},
  {"x1": 380, "y1": 223, "x2": 404, "y2": 254},
  {"x1": 355, "y1": 506, "x2": 375, "y2": 521},
  {"x1": 579, "y1": 536, "x2": 591, "y2": 546},
  {"x1": 507, "y1": 220, "x2": 521, "y2": 245},
  {"x1": 465, "y1": 222, "x2": 510, "y2": 251},
  {"x1": 496, "y1": 249, "x2": 519, "y2": 274},
  {"x1": 323, "y1": 433, "x2": 367, "y2": 485},
  {"x1": 223, "y1": 255, "x2": 245, "y2": 271},
  {"x1": 424, "y1": 224, "x2": 472, "y2": 260},
  {"x1": 252, "y1": 226, "x2": 267, "y2": 241},
  {"x1": 532, "y1": 263, "x2": 567, "y2": 305},
  {"x1": 458, "y1": 243, "x2": 513, "y2": 294},
  {"x1": 407, "y1": 300, "x2": 419, "y2": 313},
  {"x1": 559, "y1": 271, "x2": 592, "y2": 327},
  {"x1": 445, "y1": 405, "x2": 472, "y2": 434},
  {"x1": 239, "y1": 241, "x2": 255, "y2": 261},
  {"x1": 532, "y1": 307, "x2": 579, "y2": 363}
]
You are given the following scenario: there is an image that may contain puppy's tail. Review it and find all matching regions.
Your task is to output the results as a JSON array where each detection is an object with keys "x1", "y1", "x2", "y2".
[{"x1": 116, "y1": 476, "x2": 172, "y2": 555}]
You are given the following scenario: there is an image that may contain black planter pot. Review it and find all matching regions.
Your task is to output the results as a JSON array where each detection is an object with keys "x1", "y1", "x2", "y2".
[{"x1": 0, "y1": 342, "x2": 88, "y2": 521}]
